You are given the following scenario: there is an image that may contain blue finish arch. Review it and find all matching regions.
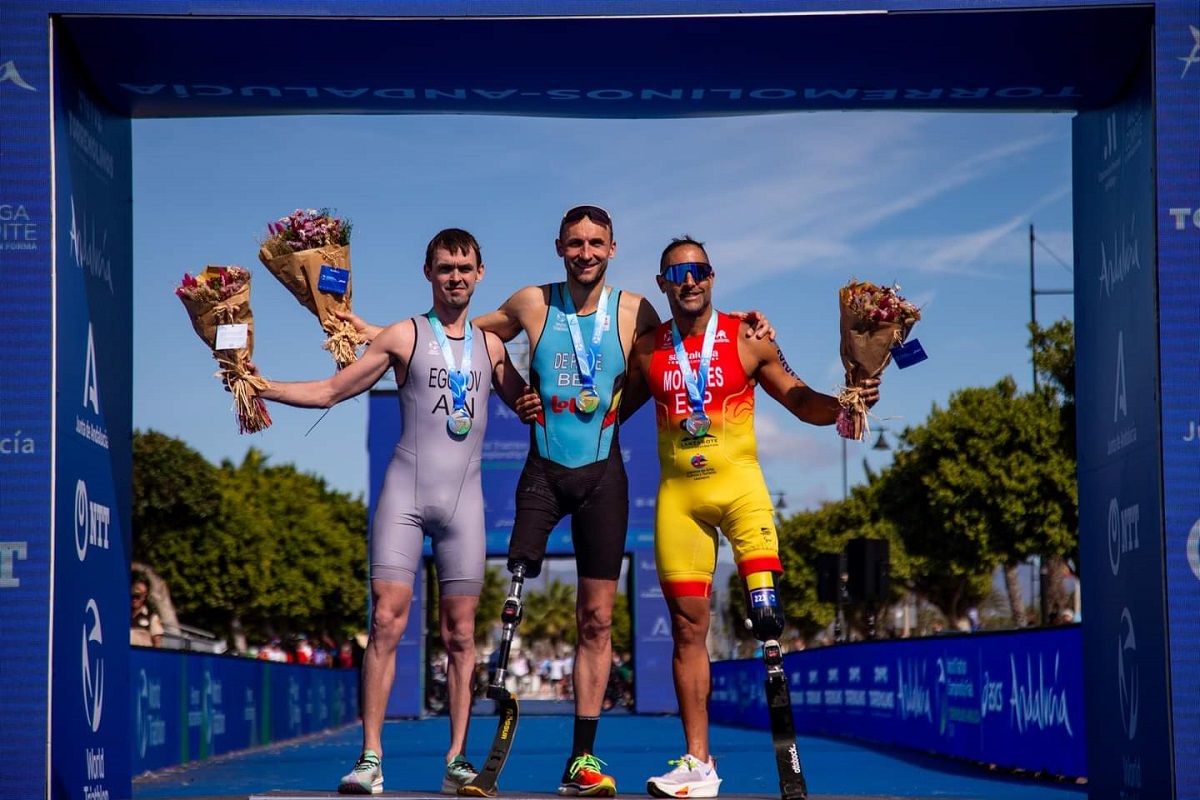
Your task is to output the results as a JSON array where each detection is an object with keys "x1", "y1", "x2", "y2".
[{"x1": 0, "y1": 3, "x2": 1195, "y2": 799}]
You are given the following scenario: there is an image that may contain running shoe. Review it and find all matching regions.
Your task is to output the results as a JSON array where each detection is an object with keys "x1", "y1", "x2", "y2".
[
  {"x1": 442, "y1": 754, "x2": 481, "y2": 795},
  {"x1": 646, "y1": 754, "x2": 722, "y2": 798},
  {"x1": 558, "y1": 752, "x2": 618, "y2": 796},
  {"x1": 338, "y1": 750, "x2": 383, "y2": 795}
]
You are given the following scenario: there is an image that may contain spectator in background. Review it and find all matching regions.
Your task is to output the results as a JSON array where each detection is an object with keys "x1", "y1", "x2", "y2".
[{"x1": 130, "y1": 576, "x2": 164, "y2": 648}]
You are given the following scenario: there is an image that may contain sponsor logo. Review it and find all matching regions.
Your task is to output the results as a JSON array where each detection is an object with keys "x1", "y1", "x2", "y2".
[
  {"x1": 70, "y1": 198, "x2": 115, "y2": 292},
  {"x1": 0, "y1": 60, "x2": 35, "y2": 91},
  {"x1": 1008, "y1": 652, "x2": 1074, "y2": 737},
  {"x1": 135, "y1": 669, "x2": 165, "y2": 758},
  {"x1": 82, "y1": 598, "x2": 105, "y2": 733},
  {"x1": 1181, "y1": 25, "x2": 1200, "y2": 78},
  {"x1": 980, "y1": 672, "x2": 1004, "y2": 717},
  {"x1": 1097, "y1": 103, "x2": 1146, "y2": 191},
  {"x1": 74, "y1": 480, "x2": 112, "y2": 561},
  {"x1": 1108, "y1": 498, "x2": 1141, "y2": 576},
  {"x1": 0, "y1": 541, "x2": 29, "y2": 588},
  {"x1": 550, "y1": 395, "x2": 579, "y2": 414},
  {"x1": 1, "y1": 202, "x2": 38, "y2": 251},
  {"x1": 896, "y1": 659, "x2": 932, "y2": 722},
  {"x1": 787, "y1": 743, "x2": 801, "y2": 774},
  {"x1": 1108, "y1": 332, "x2": 1136, "y2": 456},
  {"x1": 68, "y1": 94, "x2": 115, "y2": 179},
  {"x1": 649, "y1": 615, "x2": 672, "y2": 639},
  {"x1": 713, "y1": 328, "x2": 729, "y2": 343},
  {"x1": 77, "y1": 324, "x2": 110, "y2": 450},
  {"x1": 690, "y1": 454, "x2": 707, "y2": 469},
  {"x1": 427, "y1": 340, "x2": 442, "y2": 356},
  {"x1": 1167, "y1": 206, "x2": 1200, "y2": 231},
  {"x1": 1186, "y1": 518, "x2": 1200, "y2": 581},
  {"x1": 118, "y1": 82, "x2": 1085, "y2": 105},
  {"x1": 1117, "y1": 608, "x2": 1139, "y2": 741},
  {"x1": 1098, "y1": 216, "x2": 1141, "y2": 298}
]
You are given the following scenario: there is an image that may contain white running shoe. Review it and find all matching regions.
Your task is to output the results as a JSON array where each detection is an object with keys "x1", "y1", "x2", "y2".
[
  {"x1": 646, "y1": 754, "x2": 722, "y2": 798},
  {"x1": 338, "y1": 750, "x2": 384, "y2": 795}
]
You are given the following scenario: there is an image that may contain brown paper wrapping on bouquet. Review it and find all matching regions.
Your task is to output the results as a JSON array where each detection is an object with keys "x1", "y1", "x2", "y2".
[
  {"x1": 837, "y1": 305, "x2": 916, "y2": 440},
  {"x1": 178, "y1": 274, "x2": 272, "y2": 434},
  {"x1": 257, "y1": 243, "x2": 363, "y2": 369}
]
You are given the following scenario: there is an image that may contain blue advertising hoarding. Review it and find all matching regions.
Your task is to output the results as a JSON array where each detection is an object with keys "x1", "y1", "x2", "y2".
[
  {"x1": 50, "y1": 31, "x2": 136, "y2": 800},
  {"x1": 0, "y1": 6, "x2": 52, "y2": 796},
  {"x1": 131, "y1": 648, "x2": 360, "y2": 775},
  {"x1": 1073, "y1": 50, "x2": 1174, "y2": 799},
  {"x1": 711, "y1": 628, "x2": 1085, "y2": 778},
  {"x1": 1155, "y1": 8, "x2": 1200, "y2": 799}
]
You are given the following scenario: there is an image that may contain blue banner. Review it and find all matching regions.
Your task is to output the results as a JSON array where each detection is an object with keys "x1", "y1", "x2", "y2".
[
  {"x1": 1155, "y1": 6, "x2": 1200, "y2": 799},
  {"x1": 632, "y1": 549, "x2": 676, "y2": 714},
  {"x1": 711, "y1": 628, "x2": 1085, "y2": 778},
  {"x1": 132, "y1": 648, "x2": 360, "y2": 774},
  {"x1": 50, "y1": 28, "x2": 136, "y2": 800},
  {"x1": 1073, "y1": 51, "x2": 1174, "y2": 798},
  {"x1": 0, "y1": 4, "x2": 52, "y2": 797}
]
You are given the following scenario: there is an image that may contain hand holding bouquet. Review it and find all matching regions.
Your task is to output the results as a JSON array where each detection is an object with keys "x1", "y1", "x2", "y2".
[
  {"x1": 837, "y1": 280, "x2": 921, "y2": 440},
  {"x1": 257, "y1": 208, "x2": 363, "y2": 369},
  {"x1": 176, "y1": 265, "x2": 272, "y2": 434}
]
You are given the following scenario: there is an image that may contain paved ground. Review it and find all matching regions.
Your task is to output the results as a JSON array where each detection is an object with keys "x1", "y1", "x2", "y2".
[{"x1": 133, "y1": 703, "x2": 1086, "y2": 800}]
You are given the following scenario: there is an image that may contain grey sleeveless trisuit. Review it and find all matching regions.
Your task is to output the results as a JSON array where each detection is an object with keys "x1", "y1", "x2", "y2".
[{"x1": 370, "y1": 315, "x2": 493, "y2": 597}]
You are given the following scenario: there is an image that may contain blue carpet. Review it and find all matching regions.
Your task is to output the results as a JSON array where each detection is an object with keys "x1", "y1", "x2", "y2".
[{"x1": 133, "y1": 711, "x2": 1086, "y2": 800}]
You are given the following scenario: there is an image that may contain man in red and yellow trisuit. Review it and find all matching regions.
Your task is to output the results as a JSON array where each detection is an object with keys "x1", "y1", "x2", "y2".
[{"x1": 621, "y1": 236, "x2": 881, "y2": 798}]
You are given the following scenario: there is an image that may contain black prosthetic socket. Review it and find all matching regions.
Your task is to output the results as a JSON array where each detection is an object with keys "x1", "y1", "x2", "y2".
[{"x1": 748, "y1": 603, "x2": 787, "y2": 642}]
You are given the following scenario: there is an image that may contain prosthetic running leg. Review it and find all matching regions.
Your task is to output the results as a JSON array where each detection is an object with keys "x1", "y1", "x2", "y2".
[
  {"x1": 459, "y1": 563, "x2": 527, "y2": 797},
  {"x1": 745, "y1": 572, "x2": 808, "y2": 800}
]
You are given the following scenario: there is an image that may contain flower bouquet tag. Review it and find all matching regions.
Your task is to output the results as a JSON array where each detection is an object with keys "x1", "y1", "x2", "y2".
[
  {"x1": 215, "y1": 323, "x2": 249, "y2": 351},
  {"x1": 317, "y1": 264, "x2": 350, "y2": 295},
  {"x1": 890, "y1": 338, "x2": 928, "y2": 369}
]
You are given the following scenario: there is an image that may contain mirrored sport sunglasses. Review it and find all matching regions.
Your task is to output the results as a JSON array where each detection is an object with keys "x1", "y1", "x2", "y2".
[
  {"x1": 561, "y1": 204, "x2": 612, "y2": 228},
  {"x1": 660, "y1": 262, "x2": 714, "y2": 284}
]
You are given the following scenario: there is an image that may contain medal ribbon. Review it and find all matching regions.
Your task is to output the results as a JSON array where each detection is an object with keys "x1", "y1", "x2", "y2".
[
  {"x1": 671, "y1": 313, "x2": 718, "y2": 419},
  {"x1": 427, "y1": 311, "x2": 473, "y2": 416},
  {"x1": 561, "y1": 284, "x2": 611, "y2": 393}
]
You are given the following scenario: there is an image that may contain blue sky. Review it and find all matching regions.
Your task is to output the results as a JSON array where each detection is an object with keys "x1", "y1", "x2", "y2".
[{"x1": 132, "y1": 111, "x2": 1075, "y2": 514}]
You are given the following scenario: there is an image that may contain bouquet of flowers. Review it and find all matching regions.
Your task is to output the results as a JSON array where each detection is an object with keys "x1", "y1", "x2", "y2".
[
  {"x1": 176, "y1": 265, "x2": 272, "y2": 434},
  {"x1": 257, "y1": 208, "x2": 363, "y2": 369},
  {"x1": 836, "y1": 279, "x2": 921, "y2": 440}
]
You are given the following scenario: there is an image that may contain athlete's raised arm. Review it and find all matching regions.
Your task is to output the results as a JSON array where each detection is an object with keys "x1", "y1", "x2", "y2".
[
  {"x1": 472, "y1": 285, "x2": 544, "y2": 343},
  {"x1": 740, "y1": 324, "x2": 880, "y2": 425},
  {"x1": 258, "y1": 319, "x2": 416, "y2": 409}
]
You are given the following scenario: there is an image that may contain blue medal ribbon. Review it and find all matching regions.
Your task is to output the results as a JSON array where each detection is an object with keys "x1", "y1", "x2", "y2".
[
  {"x1": 671, "y1": 313, "x2": 718, "y2": 437},
  {"x1": 561, "y1": 284, "x2": 611, "y2": 411},
  {"x1": 427, "y1": 311, "x2": 474, "y2": 434}
]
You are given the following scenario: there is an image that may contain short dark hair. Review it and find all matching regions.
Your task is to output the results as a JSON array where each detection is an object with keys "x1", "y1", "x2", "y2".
[
  {"x1": 425, "y1": 228, "x2": 482, "y2": 269},
  {"x1": 660, "y1": 236, "x2": 708, "y2": 271},
  {"x1": 559, "y1": 205, "x2": 614, "y2": 240}
]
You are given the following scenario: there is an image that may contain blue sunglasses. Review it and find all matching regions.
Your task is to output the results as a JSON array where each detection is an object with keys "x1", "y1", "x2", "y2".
[{"x1": 660, "y1": 262, "x2": 714, "y2": 284}]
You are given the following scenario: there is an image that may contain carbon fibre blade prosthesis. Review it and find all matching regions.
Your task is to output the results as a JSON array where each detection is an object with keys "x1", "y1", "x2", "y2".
[
  {"x1": 763, "y1": 640, "x2": 808, "y2": 800},
  {"x1": 459, "y1": 693, "x2": 517, "y2": 797},
  {"x1": 459, "y1": 563, "x2": 527, "y2": 797}
]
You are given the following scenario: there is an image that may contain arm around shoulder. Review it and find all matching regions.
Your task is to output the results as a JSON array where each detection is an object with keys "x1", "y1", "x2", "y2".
[{"x1": 473, "y1": 285, "x2": 542, "y2": 343}]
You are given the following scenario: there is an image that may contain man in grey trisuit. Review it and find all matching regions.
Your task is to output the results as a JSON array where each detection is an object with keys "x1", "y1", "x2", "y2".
[{"x1": 255, "y1": 229, "x2": 529, "y2": 795}]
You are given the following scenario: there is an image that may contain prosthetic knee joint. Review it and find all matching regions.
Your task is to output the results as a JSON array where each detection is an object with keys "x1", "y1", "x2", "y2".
[{"x1": 743, "y1": 571, "x2": 786, "y2": 642}]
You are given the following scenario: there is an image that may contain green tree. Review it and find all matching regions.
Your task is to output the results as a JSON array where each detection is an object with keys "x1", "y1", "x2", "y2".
[
  {"x1": 1029, "y1": 318, "x2": 1079, "y2": 620},
  {"x1": 610, "y1": 589, "x2": 631, "y2": 654},
  {"x1": 135, "y1": 441, "x2": 369, "y2": 646},
  {"x1": 523, "y1": 579, "x2": 577, "y2": 648},
  {"x1": 876, "y1": 378, "x2": 1075, "y2": 626},
  {"x1": 132, "y1": 429, "x2": 220, "y2": 561}
]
